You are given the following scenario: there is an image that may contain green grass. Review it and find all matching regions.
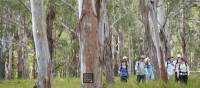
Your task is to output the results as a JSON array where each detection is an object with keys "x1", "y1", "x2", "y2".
[
  {"x1": 0, "y1": 79, "x2": 34, "y2": 88},
  {"x1": 0, "y1": 77, "x2": 80, "y2": 88},
  {"x1": 0, "y1": 75, "x2": 200, "y2": 88},
  {"x1": 107, "y1": 75, "x2": 200, "y2": 88}
]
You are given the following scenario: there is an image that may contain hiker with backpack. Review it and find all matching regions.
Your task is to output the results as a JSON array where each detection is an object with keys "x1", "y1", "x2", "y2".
[
  {"x1": 166, "y1": 57, "x2": 175, "y2": 79},
  {"x1": 146, "y1": 57, "x2": 155, "y2": 80},
  {"x1": 119, "y1": 56, "x2": 129, "y2": 82},
  {"x1": 177, "y1": 57, "x2": 190, "y2": 83},
  {"x1": 135, "y1": 55, "x2": 147, "y2": 83}
]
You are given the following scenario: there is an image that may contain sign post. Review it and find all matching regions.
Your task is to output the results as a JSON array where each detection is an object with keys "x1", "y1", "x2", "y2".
[{"x1": 83, "y1": 73, "x2": 94, "y2": 83}]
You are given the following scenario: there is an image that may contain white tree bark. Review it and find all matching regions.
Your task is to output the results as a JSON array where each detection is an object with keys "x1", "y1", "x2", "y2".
[
  {"x1": 78, "y1": 0, "x2": 83, "y2": 19},
  {"x1": 31, "y1": 0, "x2": 51, "y2": 88},
  {"x1": 98, "y1": 0, "x2": 114, "y2": 84},
  {"x1": 7, "y1": 33, "x2": 14, "y2": 80},
  {"x1": 140, "y1": 0, "x2": 168, "y2": 81},
  {"x1": 157, "y1": 0, "x2": 170, "y2": 81}
]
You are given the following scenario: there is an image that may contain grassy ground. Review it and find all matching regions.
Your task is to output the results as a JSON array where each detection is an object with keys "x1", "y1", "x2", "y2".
[
  {"x1": 107, "y1": 75, "x2": 200, "y2": 88},
  {"x1": 0, "y1": 75, "x2": 200, "y2": 88}
]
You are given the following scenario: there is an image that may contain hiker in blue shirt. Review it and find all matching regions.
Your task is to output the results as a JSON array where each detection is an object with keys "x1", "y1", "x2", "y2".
[
  {"x1": 146, "y1": 58, "x2": 155, "y2": 80},
  {"x1": 119, "y1": 56, "x2": 129, "y2": 82}
]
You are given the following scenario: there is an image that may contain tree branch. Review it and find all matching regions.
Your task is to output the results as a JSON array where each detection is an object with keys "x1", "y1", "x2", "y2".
[
  {"x1": 111, "y1": 13, "x2": 127, "y2": 29},
  {"x1": 61, "y1": 0, "x2": 77, "y2": 13},
  {"x1": 55, "y1": 21, "x2": 77, "y2": 36},
  {"x1": 17, "y1": 0, "x2": 31, "y2": 13}
]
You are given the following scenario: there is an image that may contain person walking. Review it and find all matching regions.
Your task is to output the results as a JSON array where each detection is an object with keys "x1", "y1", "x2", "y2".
[
  {"x1": 119, "y1": 56, "x2": 129, "y2": 82},
  {"x1": 177, "y1": 57, "x2": 190, "y2": 84},
  {"x1": 166, "y1": 57, "x2": 175, "y2": 79},
  {"x1": 135, "y1": 55, "x2": 147, "y2": 83},
  {"x1": 146, "y1": 58, "x2": 155, "y2": 80}
]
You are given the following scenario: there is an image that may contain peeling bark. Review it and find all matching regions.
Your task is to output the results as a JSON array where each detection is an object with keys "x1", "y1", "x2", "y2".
[
  {"x1": 180, "y1": 2, "x2": 190, "y2": 62},
  {"x1": 78, "y1": 0, "x2": 102, "y2": 88},
  {"x1": 140, "y1": 0, "x2": 168, "y2": 81},
  {"x1": 98, "y1": 0, "x2": 114, "y2": 85}
]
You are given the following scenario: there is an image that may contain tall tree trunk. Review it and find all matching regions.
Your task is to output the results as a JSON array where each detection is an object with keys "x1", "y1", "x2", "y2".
[
  {"x1": 18, "y1": 15, "x2": 30, "y2": 79},
  {"x1": 180, "y1": 1, "x2": 190, "y2": 62},
  {"x1": 17, "y1": 44, "x2": 23, "y2": 79},
  {"x1": 128, "y1": 30, "x2": 132, "y2": 75},
  {"x1": 112, "y1": 29, "x2": 118, "y2": 76},
  {"x1": 0, "y1": 47, "x2": 5, "y2": 79},
  {"x1": 46, "y1": 0, "x2": 56, "y2": 79},
  {"x1": 32, "y1": 43, "x2": 37, "y2": 79},
  {"x1": 116, "y1": 28, "x2": 124, "y2": 67},
  {"x1": 6, "y1": 33, "x2": 14, "y2": 80},
  {"x1": 78, "y1": 0, "x2": 102, "y2": 88},
  {"x1": 98, "y1": 0, "x2": 114, "y2": 85},
  {"x1": 47, "y1": 0, "x2": 56, "y2": 61},
  {"x1": 140, "y1": 0, "x2": 168, "y2": 81},
  {"x1": 119, "y1": 28, "x2": 124, "y2": 60},
  {"x1": 0, "y1": 32, "x2": 6, "y2": 79},
  {"x1": 32, "y1": 54, "x2": 37, "y2": 79},
  {"x1": 157, "y1": 0, "x2": 170, "y2": 82},
  {"x1": 31, "y1": 0, "x2": 51, "y2": 87}
]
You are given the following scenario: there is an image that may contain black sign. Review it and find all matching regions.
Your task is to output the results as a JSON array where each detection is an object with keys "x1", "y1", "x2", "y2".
[{"x1": 83, "y1": 73, "x2": 94, "y2": 83}]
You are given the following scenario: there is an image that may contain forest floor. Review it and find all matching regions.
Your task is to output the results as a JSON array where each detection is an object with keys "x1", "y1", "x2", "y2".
[{"x1": 0, "y1": 74, "x2": 200, "y2": 88}]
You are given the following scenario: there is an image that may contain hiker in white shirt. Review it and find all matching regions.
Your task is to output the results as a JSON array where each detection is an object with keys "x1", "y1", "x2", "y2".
[
  {"x1": 135, "y1": 55, "x2": 147, "y2": 83},
  {"x1": 177, "y1": 57, "x2": 190, "y2": 83}
]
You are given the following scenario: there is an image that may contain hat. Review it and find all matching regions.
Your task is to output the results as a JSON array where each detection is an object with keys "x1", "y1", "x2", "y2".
[
  {"x1": 177, "y1": 54, "x2": 181, "y2": 58},
  {"x1": 145, "y1": 57, "x2": 149, "y2": 62},
  {"x1": 140, "y1": 55, "x2": 145, "y2": 59},
  {"x1": 123, "y1": 56, "x2": 128, "y2": 60}
]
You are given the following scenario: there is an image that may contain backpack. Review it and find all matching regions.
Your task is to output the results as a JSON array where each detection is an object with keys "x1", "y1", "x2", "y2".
[
  {"x1": 178, "y1": 61, "x2": 188, "y2": 73},
  {"x1": 167, "y1": 61, "x2": 174, "y2": 69},
  {"x1": 167, "y1": 61, "x2": 170, "y2": 68},
  {"x1": 137, "y1": 61, "x2": 146, "y2": 75}
]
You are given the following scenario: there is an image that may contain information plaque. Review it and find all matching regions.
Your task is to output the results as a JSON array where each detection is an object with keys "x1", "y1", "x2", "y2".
[{"x1": 83, "y1": 73, "x2": 94, "y2": 83}]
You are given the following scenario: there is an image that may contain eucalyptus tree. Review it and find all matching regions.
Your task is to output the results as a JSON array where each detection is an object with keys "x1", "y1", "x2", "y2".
[
  {"x1": 139, "y1": 0, "x2": 168, "y2": 81},
  {"x1": 78, "y1": 0, "x2": 102, "y2": 88},
  {"x1": 30, "y1": 0, "x2": 51, "y2": 87},
  {"x1": 98, "y1": 0, "x2": 114, "y2": 84}
]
